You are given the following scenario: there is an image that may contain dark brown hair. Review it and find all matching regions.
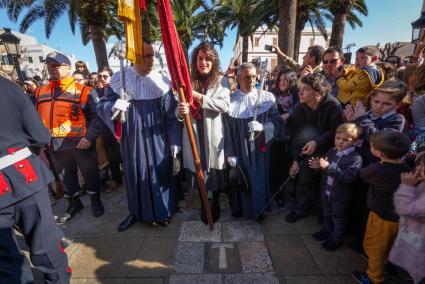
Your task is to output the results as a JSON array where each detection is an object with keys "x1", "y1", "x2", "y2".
[
  {"x1": 300, "y1": 73, "x2": 331, "y2": 96},
  {"x1": 190, "y1": 42, "x2": 221, "y2": 91},
  {"x1": 371, "y1": 79, "x2": 407, "y2": 103},
  {"x1": 370, "y1": 130, "x2": 410, "y2": 159}
]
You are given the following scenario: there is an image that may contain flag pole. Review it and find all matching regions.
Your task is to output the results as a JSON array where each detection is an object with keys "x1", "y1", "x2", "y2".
[{"x1": 178, "y1": 87, "x2": 214, "y2": 230}]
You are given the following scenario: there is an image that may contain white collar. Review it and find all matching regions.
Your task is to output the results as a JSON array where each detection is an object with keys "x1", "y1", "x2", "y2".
[
  {"x1": 336, "y1": 146, "x2": 355, "y2": 157},
  {"x1": 110, "y1": 67, "x2": 171, "y2": 100},
  {"x1": 228, "y1": 89, "x2": 275, "y2": 119}
]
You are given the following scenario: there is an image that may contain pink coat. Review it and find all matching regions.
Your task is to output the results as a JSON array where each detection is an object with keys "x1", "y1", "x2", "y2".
[{"x1": 389, "y1": 183, "x2": 425, "y2": 283}]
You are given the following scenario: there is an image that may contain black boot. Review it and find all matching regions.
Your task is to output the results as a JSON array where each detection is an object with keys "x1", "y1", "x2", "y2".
[
  {"x1": 57, "y1": 196, "x2": 84, "y2": 224},
  {"x1": 212, "y1": 191, "x2": 220, "y2": 223},
  {"x1": 91, "y1": 192, "x2": 104, "y2": 217}
]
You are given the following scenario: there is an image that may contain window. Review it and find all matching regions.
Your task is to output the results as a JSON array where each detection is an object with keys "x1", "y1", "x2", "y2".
[
  {"x1": 273, "y1": 37, "x2": 278, "y2": 46},
  {"x1": 254, "y1": 37, "x2": 260, "y2": 47},
  {"x1": 309, "y1": 38, "x2": 315, "y2": 46},
  {"x1": 39, "y1": 56, "x2": 44, "y2": 62},
  {"x1": 28, "y1": 57, "x2": 33, "y2": 63}
]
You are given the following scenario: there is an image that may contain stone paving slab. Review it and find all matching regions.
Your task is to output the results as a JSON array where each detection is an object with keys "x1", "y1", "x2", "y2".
[
  {"x1": 224, "y1": 273, "x2": 280, "y2": 284},
  {"x1": 204, "y1": 242, "x2": 241, "y2": 273},
  {"x1": 126, "y1": 238, "x2": 177, "y2": 277},
  {"x1": 222, "y1": 221, "x2": 264, "y2": 242},
  {"x1": 301, "y1": 235, "x2": 367, "y2": 275},
  {"x1": 284, "y1": 275, "x2": 356, "y2": 284},
  {"x1": 66, "y1": 277, "x2": 165, "y2": 284},
  {"x1": 178, "y1": 221, "x2": 222, "y2": 242},
  {"x1": 169, "y1": 274, "x2": 222, "y2": 284},
  {"x1": 266, "y1": 235, "x2": 320, "y2": 275},
  {"x1": 264, "y1": 213, "x2": 321, "y2": 235},
  {"x1": 175, "y1": 242, "x2": 204, "y2": 273},
  {"x1": 238, "y1": 242, "x2": 274, "y2": 273},
  {"x1": 67, "y1": 238, "x2": 142, "y2": 279}
]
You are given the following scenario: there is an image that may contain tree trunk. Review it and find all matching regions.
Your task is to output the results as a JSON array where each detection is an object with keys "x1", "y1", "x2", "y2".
[
  {"x1": 329, "y1": 12, "x2": 346, "y2": 48},
  {"x1": 89, "y1": 25, "x2": 109, "y2": 68},
  {"x1": 278, "y1": 0, "x2": 297, "y2": 62},
  {"x1": 293, "y1": 26, "x2": 303, "y2": 63},
  {"x1": 141, "y1": 0, "x2": 151, "y2": 41},
  {"x1": 242, "y1": 35, "x2": 249, "y2": 63}
]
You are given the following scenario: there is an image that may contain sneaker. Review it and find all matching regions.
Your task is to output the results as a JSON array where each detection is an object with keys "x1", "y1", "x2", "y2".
[
  {"x1": 352, "y1": 270, "x2": 372, "y2": 284},
  {"x1": 312, "y1": 229, "x2": 331, "y2": 241},
  {"x1": 321, "y1": 238, "x2": 342, "y2": 251},
  {"x1": 285, "y1": 212, "x2": 306, "y2": 223}
]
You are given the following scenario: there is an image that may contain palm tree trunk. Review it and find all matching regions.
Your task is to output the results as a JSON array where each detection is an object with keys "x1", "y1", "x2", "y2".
[
  {"x1": 293, "y1": 26, "x2": 303, "y2": 63},
  {"x1": 329, "y1": 12, "x2": 346, "y2": 48},
  {"x1": 278, "y1": 0, "x2": 297, "y2": 62},
  {"x1": 141, "y1": 0, "x2": 151, "y2": 40},
  {"x1": 89, "y1": 25, "x2": 109, "y2": 68},
  {"x1": 242, "y1": 35, "x2": 249, "y2": 63}
]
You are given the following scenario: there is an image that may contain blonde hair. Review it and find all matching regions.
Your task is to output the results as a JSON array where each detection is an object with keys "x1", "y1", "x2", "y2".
[{"x1": 336, "y1": 123, "x2": 362, "y2": 141}]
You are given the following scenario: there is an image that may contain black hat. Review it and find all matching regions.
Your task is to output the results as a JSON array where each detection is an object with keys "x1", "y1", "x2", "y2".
[
  {"x1": 228, "y1": 165, "x2": 249, "y2": 192},
  {"x1": 44, "y1": 52, "x2": 71, "y2": 66}
]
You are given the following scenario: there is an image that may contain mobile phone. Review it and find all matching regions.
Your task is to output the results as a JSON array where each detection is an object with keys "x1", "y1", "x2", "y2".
[{"x1": 264, "y1": 44, "x2": 272, "y2": 52}]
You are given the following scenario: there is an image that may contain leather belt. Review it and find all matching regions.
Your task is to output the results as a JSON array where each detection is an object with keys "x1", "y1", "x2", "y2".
[{"x1": 0, "y1": 147, "x2": 32, "y2": 170}]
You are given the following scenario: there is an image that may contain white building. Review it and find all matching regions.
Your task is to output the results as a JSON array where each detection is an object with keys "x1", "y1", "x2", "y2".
[
  {"x1": 0, "y1": 29, "x2": 78, "y2": 79},
  {"x1": 231, "y1": 26, "x2": 330, "y2": 71},
  {"x1": 108, "y1": 41, "x2": 168, "y2": 74}
]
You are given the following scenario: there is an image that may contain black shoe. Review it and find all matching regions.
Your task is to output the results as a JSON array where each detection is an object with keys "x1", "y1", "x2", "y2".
[
  {"x1": 57, "y1": 196, "x2": 84, "y2": 224},
  {"x1": 352, "y1": 270, "x2": 372, "y2": 284},
  {"x1": 118, "y1": 214, "x2": 137, "y2": 232},
  {"x1": 232, "y1": 211, "x2": 242, "y2": 218},
  {"x1": 285, "y1": 212, "x2": 306, "y2": 223},
  {"x1": 90, "y1": 193, "x2": 104, "y2": 217},
  {"x1": 321, "y1": 238, "x2": 342, "y2": 251},
  {"x1": 312, "y1": 229, "x2": 331, "y2": 241},
  {"x1": 212, "y1": 192, "x2": 220, "y2": 223},
  {"x1": 60, "y1": 237, "x2": 73, "y2": 249}
]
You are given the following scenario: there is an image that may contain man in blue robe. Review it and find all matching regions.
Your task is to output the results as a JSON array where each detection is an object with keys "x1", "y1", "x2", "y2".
[
  {"x1": 224, "y1": 62, "x2": 283, "y2": 220},
  {"x1": 97, "y1": 40, "x2": 181, "y2": 231}
]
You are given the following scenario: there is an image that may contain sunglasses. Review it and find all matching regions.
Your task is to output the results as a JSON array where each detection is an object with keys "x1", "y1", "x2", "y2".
[{"x1": 322, "y1": 59, "x2": 339, "y2": 65}]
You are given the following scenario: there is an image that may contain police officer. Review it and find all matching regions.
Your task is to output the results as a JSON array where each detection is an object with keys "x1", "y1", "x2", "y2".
[
  {"x1": 0, "y1": 76, "x2": 70, "y2": 283},
  {"x1": 35, "y1": 52, "x2": 104, "y2": 223}
]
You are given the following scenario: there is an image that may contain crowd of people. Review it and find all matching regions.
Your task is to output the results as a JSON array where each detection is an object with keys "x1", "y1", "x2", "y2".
[{"x1": 1, "y1": 37, "x2": 425, "y2": 283}]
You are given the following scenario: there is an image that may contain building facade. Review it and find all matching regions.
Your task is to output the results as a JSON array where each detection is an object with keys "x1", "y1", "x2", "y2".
[
  {"x1": 230, "y1": 26, "x2": 330, "y2": 71},
  {"x1": 0, "y1": 29, "x2": 78, "y2": 79}
]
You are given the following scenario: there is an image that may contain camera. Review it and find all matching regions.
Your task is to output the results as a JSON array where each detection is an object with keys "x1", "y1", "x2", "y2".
[{"x1": 264, "y1": 44, "x2": 273, "y2": 52}]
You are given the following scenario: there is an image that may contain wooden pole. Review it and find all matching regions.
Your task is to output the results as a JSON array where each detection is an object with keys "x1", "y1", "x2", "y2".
[{"x1": 178, "y1": 87, "x2": 214, "y2": 230}]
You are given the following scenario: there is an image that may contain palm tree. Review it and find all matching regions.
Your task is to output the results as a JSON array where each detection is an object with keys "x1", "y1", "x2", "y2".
[
  {"x1": 294, "y1": 0, "x2": 328, "y2": 60},
  {"x1": 278, "y1": 0, "x2": 297, "y2": 59},
  {"x1": 325, "y1": 0, "x2": 368, "y2": 48},
  {"x1": 215, "y1": 0, "x2": 265, "y2": 63},
  {"x1": 1, "y1": 0, "x2": 123, "y2": 68}
]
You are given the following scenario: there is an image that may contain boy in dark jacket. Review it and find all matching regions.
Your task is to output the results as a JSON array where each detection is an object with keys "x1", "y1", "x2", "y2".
[
  {"x1": 352, "y1": 131, "x2": 411, "y2": 284},
  {"x1": 309, "y1": 123, "x2": 362, "y2": 250},
  {"x1": 286, "y1": 73, "x2": 342, "y2": 223}
]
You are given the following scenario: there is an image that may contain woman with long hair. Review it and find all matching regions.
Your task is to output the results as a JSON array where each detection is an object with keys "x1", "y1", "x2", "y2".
[
  {"x1": 269, "y1": 67, "x2": 299, "y2": 207},
  {"x1": 177, "y1": 42, "x2": 231, "y2": 223},
  {"x1": 75, "y1": 60, "x2": 90, "y2": 77}
]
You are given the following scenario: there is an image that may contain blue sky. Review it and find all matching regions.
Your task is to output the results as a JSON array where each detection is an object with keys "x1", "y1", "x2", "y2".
[{"x1": 0, "y1": 0, "x2": 423, "y2": 71}]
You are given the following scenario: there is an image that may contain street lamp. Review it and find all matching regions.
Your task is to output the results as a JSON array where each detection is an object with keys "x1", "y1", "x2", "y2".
[
  {"x1": 412, "y1": 11, "x2": 425, "y2": 43},
  {"x1": 0, "y1": 27, "x2": 24, "y2": 81}
]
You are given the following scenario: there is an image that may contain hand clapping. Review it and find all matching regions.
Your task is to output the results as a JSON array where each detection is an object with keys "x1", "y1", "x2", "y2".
[{"x1": 343, "y1": 101, "x2": 367, "y2": 122}]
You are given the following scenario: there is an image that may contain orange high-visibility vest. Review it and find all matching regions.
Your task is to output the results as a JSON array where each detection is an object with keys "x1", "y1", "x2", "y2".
[{"x1": 35, "y1": 80, "x2": 91, "y2": 138}]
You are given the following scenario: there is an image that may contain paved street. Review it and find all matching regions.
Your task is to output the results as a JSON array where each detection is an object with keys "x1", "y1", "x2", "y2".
[{"x1": 22, "y1": 184, "x2": 411, "y2": 284}]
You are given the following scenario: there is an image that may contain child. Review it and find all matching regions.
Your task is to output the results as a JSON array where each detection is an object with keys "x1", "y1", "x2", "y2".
[
  {"x1": 388, "y1": 151, "x2": 425, "y2": 284},
  {"x1": 309, "y1": 123, "x2": 362, "y2": 250},
  {"x1": 285, "y1": 73, "x2": 342, "y2": 223},
  {"x1": 344, "y1": 79, "x2": 407, "y2": 165},
  {"x1": 337, "y1": 45, "x2": 384, "y2": 105},
  {"x1": 352, "y1": 130, "x2": 411, "y2": 284}
]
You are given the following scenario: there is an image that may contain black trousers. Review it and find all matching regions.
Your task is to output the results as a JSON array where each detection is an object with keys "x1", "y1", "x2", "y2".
[
  {"x1": 295, "y1": 160, "x2": 321, "y2": 215},
  {"x1": 50, "y1": 147, "x2": 102, "y2": 197},
  {"x1": 102, "y1": 129, "x2": 122, "y2": 184},
  {"x1": 0, "y1": 190, "x2": 70, "y2": 284}
]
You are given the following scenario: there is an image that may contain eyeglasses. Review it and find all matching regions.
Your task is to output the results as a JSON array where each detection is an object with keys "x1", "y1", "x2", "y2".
[
  {"x1": 98, "y1": 74, "x2": 110, "y2": 79},
  {"x1": 322, "y1": 59, "x2": 339, "y2": 65}
]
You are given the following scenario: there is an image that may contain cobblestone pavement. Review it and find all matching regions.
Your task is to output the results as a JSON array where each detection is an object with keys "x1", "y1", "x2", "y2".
[{"x1": 23, "y1": 184, "x2": 411, "y2": 284}]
